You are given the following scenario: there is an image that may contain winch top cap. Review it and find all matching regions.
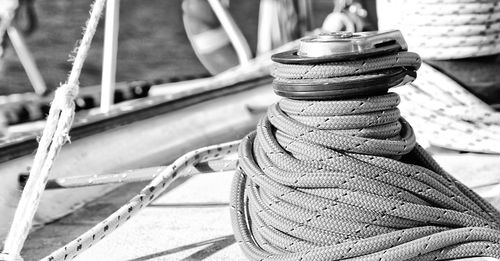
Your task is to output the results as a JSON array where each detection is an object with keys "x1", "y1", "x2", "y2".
[
  {"x1": 299, "y1": 30, "x2": 407, "y2": 57},
  {"x1": 272, "y1": 30, "x2": 408, "y2": 64}
]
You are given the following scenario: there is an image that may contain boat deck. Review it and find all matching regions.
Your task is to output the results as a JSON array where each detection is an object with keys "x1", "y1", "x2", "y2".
[
  {"x1": 21, "y1": 150, "x2": 500, "y2": 261},
  {"x1": 23, "y1": 172, "x2": 243, "y2": 260}
]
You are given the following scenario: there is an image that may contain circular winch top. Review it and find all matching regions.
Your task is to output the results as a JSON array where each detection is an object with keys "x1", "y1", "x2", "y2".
[
  {"x1": 272, "y1": 30, "x2": 408, "y2": 64},
  {"x1": 271, "y1": 30, "x2": 419, "y2": 100},
  {"x1": 298, "y1": 32, "x2": 360, "y2": 58}
]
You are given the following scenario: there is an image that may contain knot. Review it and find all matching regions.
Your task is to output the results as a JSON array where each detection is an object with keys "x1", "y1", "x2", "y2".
[
  {"x1": 0, "y1": 253, "x2": 23, "y2": 261},
  {"x1": 52, "y1": 84, "x2": 78, "y2": 110}
]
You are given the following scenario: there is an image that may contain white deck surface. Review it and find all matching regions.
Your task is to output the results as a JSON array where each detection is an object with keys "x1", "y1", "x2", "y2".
[{"x1": 75, "y1": 171, "x2": 244, "y2": 261}]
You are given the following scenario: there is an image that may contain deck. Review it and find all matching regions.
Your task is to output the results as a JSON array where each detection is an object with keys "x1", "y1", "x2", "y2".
[
  {"x1": 21, "y1": 150, "x2": 500, "y2": 261},
  {"x1": 23, "y1": 172, "x2": 243, "y2": 260}
]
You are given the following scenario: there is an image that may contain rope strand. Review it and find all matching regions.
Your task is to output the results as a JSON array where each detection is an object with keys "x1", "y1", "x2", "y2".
[
  {"x1": 396, "y1": 62, "x2": 500, "y2": 154},
  {"x1": 0, "y1": 1, "x2": 105, "y2": 259},
  {"x1": 377, "y1": 0, "x2": 500, "y2": 59},
  {"x1": 38, "y1": 48, "x2": 500, "y2": 261}
]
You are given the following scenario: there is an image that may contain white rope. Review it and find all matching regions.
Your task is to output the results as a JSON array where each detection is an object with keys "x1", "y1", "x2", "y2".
[
  {"x1": 41, "y1": 140, "x2": 240, "y2": 261},
  {"x1": 395, "y1": 63, "x2": 500, "y2": 153},
  {"x1": 377, "y1": 0, "x2": 500, "y2": 59},
  {"x1": 207, "y1": 0, "x2": 252, "y2": 65},
  {"x1": 0, "y1": 0, "x2": 106, "y2": 260},
  {"x1": 376, "y1": 0, "x2": 500, "y2": 153}
]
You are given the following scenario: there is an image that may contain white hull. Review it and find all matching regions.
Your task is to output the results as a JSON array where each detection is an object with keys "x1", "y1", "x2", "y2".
[{"x1": 0, "y1": 83, "x2": 277, "y2": 240}]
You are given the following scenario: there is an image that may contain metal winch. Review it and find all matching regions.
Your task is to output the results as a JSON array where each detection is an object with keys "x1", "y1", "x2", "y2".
[{"x1": 271, "y1": 30, "x2": 417, "y2": 99}]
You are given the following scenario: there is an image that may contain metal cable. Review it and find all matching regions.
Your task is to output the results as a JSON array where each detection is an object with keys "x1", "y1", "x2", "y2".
[
  {"x1": 230, "y1": 51, "x2": 500, "y2": 260},
  {"x1": 377, "y1": 0, "x2": 500, "y2": 59}
]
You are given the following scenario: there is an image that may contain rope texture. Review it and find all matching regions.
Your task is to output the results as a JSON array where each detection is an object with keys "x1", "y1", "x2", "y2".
[
  {"x1": 34, "y1": 49, "x2": 500, "y2": 261},
  {"x1": 272, "y1": 52, "x2": 421, "y2": 80},
  {"x1": 0, "y1": 0, "x2": 18, "y2": 57},
  {"x1": 396, "y1": 62, "x2": 500, "y2": 154},
  {"x1": 377, "y1": 0, "x2": 500, "y2": 59},
  {"x1": 230, "y1": 51, "x2": 500, "y2": 260},
  {"x1": 22, "y1": 36, "x2": 303, "y2": 261},
  {"x1": 1, "y1": 0, "x2": 105, "y2": 259},
  {"x1": 41, "y1": 140, "x2": 240, "y2": 261}
]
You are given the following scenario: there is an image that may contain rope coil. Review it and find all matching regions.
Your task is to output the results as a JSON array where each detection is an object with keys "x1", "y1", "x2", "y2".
[
  {"x1": 3, "y1": 1, "x2": 496, "y2": 255},
  {"x1": 395, "y1": 62, "x2": 500, "y2": 154},
  {"x1": 37, "y1": 46, "x2": 500, "y2": 261},
  {"x1": 230, "y1": 50, "x2": 500, "y2": 260},
  {"x1": 377, "y1": 0, "x2": 500, "y2": 59}
]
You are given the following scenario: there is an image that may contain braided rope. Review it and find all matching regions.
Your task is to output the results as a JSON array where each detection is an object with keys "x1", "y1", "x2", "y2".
[
  {"x1": 34, "y1": 49, "x2": 500, "y2": 261},
  {"x1": 377, "y1": 0, "x2": 500, "y2": 59},
  {"x1": 32, "y1": 60, "x2": 395, "y2": 260},
  {"x1": 0, "y1": 1, "x2": 105, "y2": 260},
  {"x1": 272, "y1": 52, "x2": 421, "y2": 80},
  {"x1": 230, "y1": 51, "x2": 500, "y2": 260},
  {"x1": 395, "y1": 63, "x2": 500, "y2": 153},
  {"x1": 376, "y1": 0, "x2": 500, "y2": 153}
]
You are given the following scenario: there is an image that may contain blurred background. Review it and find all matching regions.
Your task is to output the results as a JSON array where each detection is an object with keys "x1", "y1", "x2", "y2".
[{"x1": 0, "y1": 0, "x2": 343, "y2": 95}]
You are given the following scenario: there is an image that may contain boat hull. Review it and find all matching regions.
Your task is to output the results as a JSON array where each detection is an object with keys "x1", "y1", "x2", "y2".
[{"x1": 0, "y1": 83, "x2": 277, "y2": 240}]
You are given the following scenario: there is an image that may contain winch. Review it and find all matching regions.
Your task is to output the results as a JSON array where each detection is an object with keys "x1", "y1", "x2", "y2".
[
  {"x1": 13, "y1": 30, "x2": 500, "y2": 261},
  {"x1": 271, "y1": 30, "x2": 418, "y2": 100}
]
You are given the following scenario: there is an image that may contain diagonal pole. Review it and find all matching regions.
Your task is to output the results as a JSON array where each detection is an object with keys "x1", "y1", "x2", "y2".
[{"x1": 0, "y1": 1, "x2": 106, "y2": 260}]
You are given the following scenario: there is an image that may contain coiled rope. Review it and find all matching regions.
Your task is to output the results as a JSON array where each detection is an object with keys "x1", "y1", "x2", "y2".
[
  {"x1": 230, "y1": 51, "x2": 500, "y2": 260},
  {"x1": 4, "y1": 1, "x2": 496, "y2": 257},
  {"x1": 36, "y1": 47, "x2": 500, "y2": 260},
  {"x1": 0, "y1": 0, "x2": 18, "y2": 57},
  {"x1": 375, "y1": 0, "x2": 500, "y2": 154},
  {"x1": 377, "y1": 0, "x2": 500, "y2": 59}
]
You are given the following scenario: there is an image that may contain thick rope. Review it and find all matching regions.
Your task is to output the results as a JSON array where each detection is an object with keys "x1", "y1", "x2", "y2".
[
  {"x1": 395, "y1": 63, "x2": 500, "y2": 153},
  {"x1": 41, "y1": 140, "x2": 241, "y2": 261},
  {"x1": 0, "y1": 0, "x2": 105, "y2": 260},
  {"x1": 375, "y1": 0, "x2": 500, "y2": 153},
  {"x1": 34, "y1": 49, "x2": 500, "y2": 261},
  {"x1": 377, "y1": 0, "x2": 500, "y2": 59},
  {"x1": 17, "y1": 37, "x2": 302, "y2": 261},
  {"x1": 272, "y1": 52, "x2": 421, "y2": 80},
  {"x1": 230, "y1": 51, "x2": 500, "y2": 260}
]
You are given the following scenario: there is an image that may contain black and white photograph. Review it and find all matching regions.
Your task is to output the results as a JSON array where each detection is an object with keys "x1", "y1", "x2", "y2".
[{"x1": 0, "y1": 0, "x2": 499, "y2": 260}]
